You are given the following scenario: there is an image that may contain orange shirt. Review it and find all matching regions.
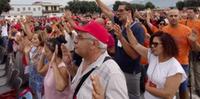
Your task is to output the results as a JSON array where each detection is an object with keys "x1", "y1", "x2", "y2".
[
  {"x1": 141, "y1": 25, "x2": 149, "y2": 65},
  {"x1": 179, "y1": 19, "x2": 200, "y2": 43},
  {"x1": 162, "y1": 24, "x2": 192, "y2": 65},
  {"x1": 151, "y1": 25, "x2": 159, "y2": 33}
]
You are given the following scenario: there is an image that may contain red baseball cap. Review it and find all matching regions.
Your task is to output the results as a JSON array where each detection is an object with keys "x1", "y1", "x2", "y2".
[{"x1": 74, "y1": 21, "x2": 109, "y2": 44}]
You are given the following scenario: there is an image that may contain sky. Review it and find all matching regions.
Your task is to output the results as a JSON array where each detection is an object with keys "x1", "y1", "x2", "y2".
[{"x1": 10, "y1": 0, "x2": 180, "y2": 8}]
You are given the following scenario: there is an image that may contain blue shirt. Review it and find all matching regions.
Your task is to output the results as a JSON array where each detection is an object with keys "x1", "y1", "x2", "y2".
[{"x1": 114, "y1": 16, "x2": 145, "y2": 74}]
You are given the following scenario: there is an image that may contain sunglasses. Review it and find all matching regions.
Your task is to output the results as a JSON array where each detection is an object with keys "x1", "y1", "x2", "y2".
[
  {"x1": 117, "y1": 9, "x2": 126, "y2": 12},
  {"x1": 159, "y1": 23, "x2": 165, "y2": 26},
  {"x1": 150, "y1": 42, "x2": 162, "y2": 48}
]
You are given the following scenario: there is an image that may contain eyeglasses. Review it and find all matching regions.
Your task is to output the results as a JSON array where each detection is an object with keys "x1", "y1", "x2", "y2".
[
  {"x1": 150, "y1": 42, "x2": 162, "y2": 48},
  {"x1": 117, "y1": 9, "x2": 126, "y2": 12}
]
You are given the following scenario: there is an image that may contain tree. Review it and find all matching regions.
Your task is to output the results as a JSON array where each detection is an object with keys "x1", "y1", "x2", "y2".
[
  {"x1": 112, "y1": 1, "x2": 121, "y2": 11},
  {"x1": 145, "y1": 2, "x2": 155, "y2": 9},
  {"x1": 67, "y1": 1, "x2": 99, "y2": 14},
  {"x1": 132, "y1": 4, "x2": 145, "y2": 11},
  {"x1": 176, "y1": 1, "x2": 184, "y2": 10},
  {"x1": 176, "y1": 1, "x2": 200, "y2": 10},
  {"x1": 0, "y1": 0, "x2": 11, "y2": 15}
]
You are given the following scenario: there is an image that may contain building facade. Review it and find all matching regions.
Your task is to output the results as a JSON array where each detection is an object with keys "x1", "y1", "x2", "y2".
[{"x1": 2, "y1": 1, "x2": 64, "y2": 20}]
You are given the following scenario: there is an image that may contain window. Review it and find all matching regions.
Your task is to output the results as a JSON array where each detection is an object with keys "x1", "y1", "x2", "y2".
[
  {"x1": 17, "y1": 8, "x2": 20, "y2": 11},
  {"x1": 45, "y1": 6, "x2": 48, "y2": 11},
  {"x1": 38, "y1": 7, "x2": 41, "y2": 11},
  {"x1": 28, "y1": 7, "x2": 31, "y2": 11},
  {"x1": 11, "y1": 7, "x2": 14, "y2": 11},
  {"x1": 33, "y1": 8, "x2": 36, "y2": 11},
  {"x1": 23, "y1": 7, "x2": 26, "y2": 11}
]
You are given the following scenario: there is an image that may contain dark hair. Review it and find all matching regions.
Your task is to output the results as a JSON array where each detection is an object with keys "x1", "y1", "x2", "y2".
[
  {"x1": 46, "y1": 25, "x2": 52, "y2": 34},
  {"x1": 45, "y1": 36, "x2": 67, "y2": 59},
  {"x1": 84, "y1": 14, "x2": 92, "y2": 18},
  {"x1": 119, "y1": 2, "x2": 135, "y2": 18},
  {"x1": 187, "y1": 7, "x2": 198, "y2": 13},
  {"x1": 150, "y1": 31, "x2": 178, "y2": 57}
]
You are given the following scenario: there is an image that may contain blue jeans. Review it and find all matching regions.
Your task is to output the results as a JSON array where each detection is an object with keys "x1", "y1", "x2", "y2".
[
  {"x1": 1, "y1": 36, "x2": 8, "y2": 48},
  {"x1": 179, "y1": 65, "x2": 189, "y2": 92}
]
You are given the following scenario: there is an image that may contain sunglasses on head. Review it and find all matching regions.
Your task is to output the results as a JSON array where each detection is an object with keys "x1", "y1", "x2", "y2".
[
  {"x1": 150, "y1": 42, "x2": 162, "y2": 48},
  {"x1": 159, "y1": 23, "x2": 165, "y2": 26}
]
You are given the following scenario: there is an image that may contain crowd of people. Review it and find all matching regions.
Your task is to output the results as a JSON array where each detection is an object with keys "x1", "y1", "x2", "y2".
[{"x1": 1, "y1": 0, "x2": 200, "y2": 99}]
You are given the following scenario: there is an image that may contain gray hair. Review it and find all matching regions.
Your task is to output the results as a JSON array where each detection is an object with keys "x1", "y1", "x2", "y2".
[{"x1": 86, "y1": 33, "x2": 107, "y2": 52}]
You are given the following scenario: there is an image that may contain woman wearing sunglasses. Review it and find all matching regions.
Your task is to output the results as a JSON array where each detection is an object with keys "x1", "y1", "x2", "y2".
[{"x1": 126, "y1": 17, "x2": 187, "y2": 99}]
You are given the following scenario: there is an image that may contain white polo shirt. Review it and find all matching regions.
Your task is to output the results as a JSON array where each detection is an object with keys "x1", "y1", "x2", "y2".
[
  {"x1": 71, "y1": 51, "x2": 128, "y2": 99},
  {"x1": 1, "y1": 24, "x2": 8, "y2": 37}
]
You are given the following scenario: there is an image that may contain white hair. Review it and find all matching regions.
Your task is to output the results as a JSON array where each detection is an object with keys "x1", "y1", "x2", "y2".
[{"x1": 86, "y1": 33, "x2": 107, "y2": 52}]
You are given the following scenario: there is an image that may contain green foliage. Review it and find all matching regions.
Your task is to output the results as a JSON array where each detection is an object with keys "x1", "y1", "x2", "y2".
[
  {"x1": 145, "y1": 2, "x2": 155, "y2": 9},
  {"x1": 0, "y1": 0, "x2": 11, "y2": 15},
  {"x1": 176, "y1": 1, "x2": 184, "y2": 10},
  {"x1": 112, "y1": 1, "x2": 121, "y2": 11},
  {"x1": 132, "y1": 4, "x2": 145, "y2": 10},
  {"x1": 67, "y1": 1, "x2": 99, "y2": 14},
  {"x1": 112, "y1": 1, "x2": 154, "y2": 11},
  {"x1": 176, "y1": 1, "x2": 200, "y2": 10}
]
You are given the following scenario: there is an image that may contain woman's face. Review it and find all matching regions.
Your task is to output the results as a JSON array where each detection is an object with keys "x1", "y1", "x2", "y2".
[
  {"x1": 31, "y1": 34, "x2": 40, "y2": 47},
  {"x1": 150, "y1": 37, "x2": 163, "y2": 56}
]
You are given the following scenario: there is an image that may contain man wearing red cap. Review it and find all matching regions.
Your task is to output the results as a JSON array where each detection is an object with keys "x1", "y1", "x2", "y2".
[
  {"x1": 69, "y1": 21, "x2": 128, "y2": 99},
  {"x1": 96, "y1": 1, "x2": 145, "y2": 99}
]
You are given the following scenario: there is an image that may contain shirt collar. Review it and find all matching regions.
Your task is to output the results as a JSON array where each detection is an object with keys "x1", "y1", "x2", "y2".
[{"x1": 79, "y1": 51, "x2": 109, "y2": 76}]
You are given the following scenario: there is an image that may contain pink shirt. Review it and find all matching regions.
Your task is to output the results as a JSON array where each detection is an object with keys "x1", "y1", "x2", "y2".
[{"x1": 44, "y1": 62, "x2": 72, "y2": 99}]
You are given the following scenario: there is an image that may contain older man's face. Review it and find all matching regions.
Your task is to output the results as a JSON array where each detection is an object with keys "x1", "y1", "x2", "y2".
[{"x1": 74, "y1": 32, "x2": 94, "y2": 57}]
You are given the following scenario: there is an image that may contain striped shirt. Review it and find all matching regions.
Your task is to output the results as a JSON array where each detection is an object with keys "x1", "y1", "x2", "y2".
[{"x1": 71, "y1": 51, "x2": 128, "y2": 99}]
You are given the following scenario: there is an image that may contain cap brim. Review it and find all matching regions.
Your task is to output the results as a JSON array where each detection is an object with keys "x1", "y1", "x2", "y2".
[{"x1": 73, "y1": 25, "x2": 89, "y2": 33}]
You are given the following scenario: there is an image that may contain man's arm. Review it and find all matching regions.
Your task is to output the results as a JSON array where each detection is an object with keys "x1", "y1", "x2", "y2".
[
  {"x1": 95, "y1": 0, "x2": 114, "y2": 19},
  {"x1": 113, "y1": 24, "x2": 141, "y2": 60}
]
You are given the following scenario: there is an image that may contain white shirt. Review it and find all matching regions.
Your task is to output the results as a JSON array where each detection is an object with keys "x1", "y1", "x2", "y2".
[
  {"x1": 64, "y1": 30, "x2": 77, "y2": 51},
  {"x1": 71, "y1": 51, "x2": 128, "y2": 99},
  {"x1": 144, "y1": 49, "x2": 187, "y2": 99},
  {"x1": 1, "y1": 24, "x2": 8, "y2": 37}
]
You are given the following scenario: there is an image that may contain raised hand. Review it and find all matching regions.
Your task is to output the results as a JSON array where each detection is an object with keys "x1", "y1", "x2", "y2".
[
  {"x1": 49, "y1": 45, "x2": 58, "y2": 67},
  {"x1": 64, "y1": 10, "x2": 72, "y2": 21},
  {"x1": 61, "y1": 44, "x2": 73, "y2": 67},
  {"x1": 24, "y1": 44, "x2": 32, "y2": 54},
  {"x1": 125, "y1": 15, "x2": 132, "y2": 29},
  {"x1": 91, "y1": 75, "x2": 104, "y2": 99},
  {"x1": 188, "y1": 29, "x2": 199, "y2": 42},
  {"x1": 113, "y1": 24, "x2": 123, "y2": 39}
]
